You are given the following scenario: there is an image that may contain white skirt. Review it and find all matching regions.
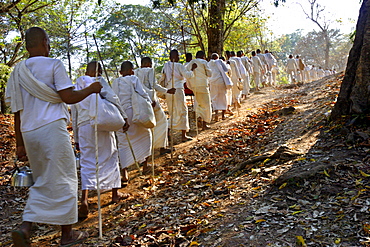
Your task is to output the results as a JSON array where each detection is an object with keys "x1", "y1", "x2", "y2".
[
  {"x1": 22, "y1": 119, "x2": 78, "y2": 225},
  {"x1": 78, "y1": 124, "x2": 121, "y2": 190},
  {"x1": 116, "y1": 107, "x2": 152, "y2": 168}
]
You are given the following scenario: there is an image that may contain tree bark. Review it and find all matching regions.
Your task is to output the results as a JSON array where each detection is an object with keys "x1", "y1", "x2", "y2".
[
  {"x1": 207, "y1": 0, "x2": 225, "y2": 57},
  {"x1": 331, "y1": 0, "x2": 370, "y2": 119}
]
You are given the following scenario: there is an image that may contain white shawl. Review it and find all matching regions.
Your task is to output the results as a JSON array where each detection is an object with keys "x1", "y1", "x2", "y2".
[{"x1": 5, "y1": 60, "x2": 63, "y2": 112}]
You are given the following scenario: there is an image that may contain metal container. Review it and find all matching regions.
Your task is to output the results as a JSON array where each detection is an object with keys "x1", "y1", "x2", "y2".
[
  {"x1": 75, "y1": 152, "x2": 80, "y2": 168},
  {"x1": 11, "y1": 166, "x2": 34, "y2": 187}
]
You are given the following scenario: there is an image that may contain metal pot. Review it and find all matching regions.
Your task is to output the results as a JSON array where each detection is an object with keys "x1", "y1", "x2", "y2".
[{"x1": 11, "y1": 166, "x2": 34, "y2": 187}]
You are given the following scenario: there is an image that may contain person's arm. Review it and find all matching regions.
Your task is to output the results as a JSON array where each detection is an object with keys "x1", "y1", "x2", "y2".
[
  {"x1": 204, "y1": 62, "x2": 212, "y2": 77},
  {"x1": 14, "y1": 111, "x2": 27, "y2": 161},
  {"x1": 181, "y1": 63, "x2": 197, "y2": 79},
  {"x1": 58, "y1": 82, "x2": 102, "y2": 104}
]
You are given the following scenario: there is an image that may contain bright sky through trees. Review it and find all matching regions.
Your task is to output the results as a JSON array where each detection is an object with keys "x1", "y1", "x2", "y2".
[
  {"x1": 261, "y1": 0, "x2": 361, "y2": 36},
  {"x1": 117, "y1": 0, "x2": 360, "y2": 36}
]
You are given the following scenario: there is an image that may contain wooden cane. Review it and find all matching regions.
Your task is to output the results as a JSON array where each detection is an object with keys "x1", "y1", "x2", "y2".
[
  {"x1": 93, "y1": 63, "x2": 103, "y2": 239},
  {"x1": 170, "y1": 60, "x2": 175, "y2": 161},
  {"x1": 125, "y1": 132, "x2": 143, "y2": 175},
  {"x1": 93, "y1": 34, "x2": 110, "y2": 85}
]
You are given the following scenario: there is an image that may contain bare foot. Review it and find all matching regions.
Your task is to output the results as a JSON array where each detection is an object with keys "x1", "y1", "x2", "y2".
[
  {"x1": 60, "y1": 230, "x2": 88, "y2": 246},
  {"x1": 181, "y1": 136, "x2": 193, "y2": 142},
  {"x1": 112, "y1": 192, "x2": 130, "y2": 203},
  {"x1": 78, "y1": 202, "x2": 89, "y2": 219}
]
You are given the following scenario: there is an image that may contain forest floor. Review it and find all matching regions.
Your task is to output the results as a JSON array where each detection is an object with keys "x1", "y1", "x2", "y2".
[{"x1": 1, "y1": 73, "x2": 370, "y2": 247}]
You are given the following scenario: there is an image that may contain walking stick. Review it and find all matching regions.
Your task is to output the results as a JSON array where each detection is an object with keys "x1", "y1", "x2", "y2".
[
  {"x1": 150, "y1": 79, "x2": 155, "y2": 178},
  {"x1": 125, "y1": 132, "x2": 143, "y2": 175},
  {"x1": 93, "y1": 64, "x2": 103, "y2": 239},
  {"x1": 150, "y1": 128, "x2": 155, "y2": 178},
  {"x1": 93, "y1": 34, "x2": 110, "y2": 85},
  {"x1": 195, "y1": 91, "x2": 199, "y2": 139},
  {"x1": 170, "y1": 60, "x2": 175, "y2": 161}
]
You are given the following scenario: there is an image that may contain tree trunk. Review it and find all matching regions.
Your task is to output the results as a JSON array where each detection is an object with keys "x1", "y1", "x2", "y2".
[
  {"x1": 324, "y1": 30, "x2": 330, "y2": 69},
  {"x1": 331, "y1": 0, "x2": 370, "y2": 119},
  {"x1": 0, "y1": 91, "x2": 5, "y2": 114},
  {"x1": 207, "y1": 0, "x2": 225, "y2": 57}
]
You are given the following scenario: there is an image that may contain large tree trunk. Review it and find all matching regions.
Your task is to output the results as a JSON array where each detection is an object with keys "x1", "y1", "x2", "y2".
[
  {"x1": 331, "y1": 0, "x2": 370, "y2": 119},
  {"x1": 207, "y1": 0, "x2": 225, "y2": 57}
]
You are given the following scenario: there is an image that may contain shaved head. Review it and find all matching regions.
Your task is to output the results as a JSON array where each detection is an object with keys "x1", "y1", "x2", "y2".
[
  {"x1": 120, "y1": 61, "x2": 133, "y2": 73},
  {"x1": 86, "y1": 61, "x2": 102, "y2": 77},
  {"x1": 141, "y1": 57, "x2": 152, "y2": 67},
  {"x1": 170, "y1": 49, "x2": 179, "y2": 62},
  {"x1": 25, "y1": 27, "x2": 48, "y2": 49}
]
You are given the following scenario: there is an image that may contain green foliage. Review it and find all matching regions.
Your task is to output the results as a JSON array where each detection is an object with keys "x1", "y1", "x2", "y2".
[
  {"x1": 224, "y1": 12, "x2": 269, "y2": 53},
  {"x1": 0, "y1": 63, "x2": 12, "y2": 113},
  {"x1": 97, "y1": 4, "x2": 177, "y2": 69},
  {"x1": 0, "y1": 64, "x2": 12, "y2": 87}
]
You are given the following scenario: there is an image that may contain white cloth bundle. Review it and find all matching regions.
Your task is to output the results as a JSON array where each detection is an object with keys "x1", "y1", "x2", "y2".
[{"x1": 89, "y1": 94, "x2": 126, "y2": 132}]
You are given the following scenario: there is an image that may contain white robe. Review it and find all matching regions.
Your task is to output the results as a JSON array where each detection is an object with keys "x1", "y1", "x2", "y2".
[
  {"x1": 6, "y1": 57, "x2": 78, "y2": 225},
  {"x1": 112, "y1": 75, "x2": 152, "y2": 168},
  {"x1": 186, "y1": 58, "x2": 212, "y2": 123},
  {"x1": 72, "y1": 75, "x2": 121, "y2": 191},
  {"x1": 240, "y1": 56, "x2": 252, "y2": 95},
  {"x1": 134, "y1": 67, "x2": 168, "y2": 148},
  {"x1": 251, "y1": 56, "x2": 263, "y2": 88},
  {"x1": 228, "y1": 58, "x2": 242, "y2": 104},
  {"x1": 208, "y1": 59, "x2": 231, "y2": 111},
  {"x1": 23, "y1": 119, "x2": 78, "y2": 225},
  {"x1": 286, "y1": 58, "x2": 298, "y2": 83},
  {"x1": 161, "y1": 62, "x2": 194, "y2": 131}
]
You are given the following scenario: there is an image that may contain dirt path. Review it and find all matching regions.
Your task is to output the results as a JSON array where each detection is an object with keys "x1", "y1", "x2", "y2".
[{"x1": 2, "y1": 74, "x2": 370, "y2": 246}]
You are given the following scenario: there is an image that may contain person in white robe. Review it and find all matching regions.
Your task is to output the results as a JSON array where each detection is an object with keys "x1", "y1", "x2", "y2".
[
  {"x1": 317, "y1": 66, "x2": 325, "y2": 78},
  {"x1": 113, "y1": 61, "x2": 153, "y2": 177},
  {"x1": 186, "y1": 51, "x2": 212, "y2": 130},
  {"x1": 264, "y1": 50, "x2": 277, "y2": 86},
  {"x1": 295, "y1": 55, "x2": 306, "y2": 82},
  {"x1": 256, "y1": 49, "x2": 267, "y2": 86},
  {"x1": 238, "y1": 50, "x2": 252, "y2": 98},
  {"x1": 226, "y1": 51, "x2": 242, "y2": 110},
  {"x1": 71, "y1": 62, "x2": 128, "y2": 219},
  {"x1": 310, "y1": 65, "x2": 318, "y2": 81},
  {"x1": 219, "y1": 56, "x2": 234, "y2": 115},
  {"x1": 5, "y1": 27, "x2": 102, "y2": 246},
  {"x1": 286, "y1": 54, "x2": 299, "y2": 84},
  {"x1": 134, "y1": 57, "x2": 176, "y2": 155},
  {"x1": 304, "y1": 65, "x2": 311, "y2": 82},
  {"x1": 208, "y1": 53, "x2": 233, "y2": 121},
  {"x1": 160, "y1": 49, "x2": 197, "y2": 142},
  {"x1": 251, "y1": 51, "x2": 264, "y2": 90}
]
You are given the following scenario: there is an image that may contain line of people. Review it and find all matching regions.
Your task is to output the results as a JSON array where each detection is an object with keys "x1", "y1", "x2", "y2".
[
  {"x1": 286, "y1": 55, "x2": 337, "y2": 84},
  {"x1": 6, "y1": 26, "x2": 338, "y2": 247}
]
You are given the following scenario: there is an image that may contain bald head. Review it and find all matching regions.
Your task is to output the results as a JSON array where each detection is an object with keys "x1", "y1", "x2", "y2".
[
  {"x1": 120, "y1": 61, "x2": 134, "y2": 76},
  {"x1": 25, "y1": 27, "x2": 50, "y2": 57},
  {"x1": 141, "y1": 57, "x2": 152, "y2": 68},
  {"x1": 26, "y1": 27, "x2": 47, "y2": 49},
  {"x1": 86, "y1": 61, "x2": 102, "y2": 77},
  {"x1": 170, "y1": 49, "x2": 179, "y2": 62}
]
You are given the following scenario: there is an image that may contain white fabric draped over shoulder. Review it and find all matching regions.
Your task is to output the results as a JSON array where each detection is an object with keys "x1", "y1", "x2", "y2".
[
  {"x1": 186, "y1": 58, "x2": 212, "y2": 123},
  {"x1": 112, "y1": 75, "x2": 152, "y2": 168},
  {"x1": 134, "y1": 68, "x2": 168, "y2": 149},
  {"x1": 71, "y1": 75, "x2": 121, "y2": 191}
]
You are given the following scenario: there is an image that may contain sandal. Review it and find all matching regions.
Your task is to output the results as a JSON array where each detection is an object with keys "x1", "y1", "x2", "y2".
[
  {"x1": 60, "y1": 230, "x2": 88, "y2": 247},
  {"x1": 12, "y1": 230, "x2": 31, "y2": 247}
]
